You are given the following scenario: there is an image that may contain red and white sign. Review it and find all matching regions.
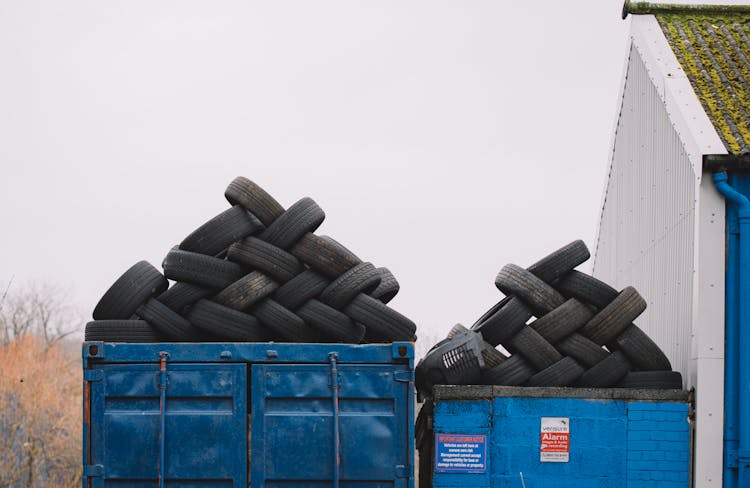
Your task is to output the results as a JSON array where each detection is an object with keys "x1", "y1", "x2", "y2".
[{"x1": 540, "y1": 417, "x2": 570, "y2": 462}]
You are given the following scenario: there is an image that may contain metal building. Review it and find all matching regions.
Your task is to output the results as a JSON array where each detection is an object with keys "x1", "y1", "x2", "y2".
[{"x1": 594, "y1": 3, "x2": 750, "y2": 486}]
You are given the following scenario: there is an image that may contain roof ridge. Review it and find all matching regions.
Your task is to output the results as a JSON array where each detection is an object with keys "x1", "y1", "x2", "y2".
[{"x1": 623, "y1": 1, "x2": 750, "y2": 20}]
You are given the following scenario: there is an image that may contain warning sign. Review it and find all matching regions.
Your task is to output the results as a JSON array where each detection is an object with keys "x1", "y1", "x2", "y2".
[
  {"x1": 434, "y1": 434, "x2": 487, "y2": 473},
  {"x1": 540, "y1": 417, "x2": 570, "y2": 463}
]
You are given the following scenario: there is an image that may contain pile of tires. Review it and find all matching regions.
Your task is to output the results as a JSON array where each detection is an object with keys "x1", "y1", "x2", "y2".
[
  {"x1": 416, "y1": 240, "x2": 681, "y2": 397},
  {"x1": 85, "y1": 177, "x2": 417, "y2": 344}
]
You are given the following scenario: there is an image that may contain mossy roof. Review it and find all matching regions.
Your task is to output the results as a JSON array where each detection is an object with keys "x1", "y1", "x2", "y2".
[{"x1": 626, "y1": 3, "x2": 750, "y2": 154}]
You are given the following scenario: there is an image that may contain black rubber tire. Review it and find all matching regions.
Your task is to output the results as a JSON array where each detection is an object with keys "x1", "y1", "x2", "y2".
[
  {"x1": 527, "y1": 357, "x2": 585, "y2": 387},
  {"x1": 319, "y1": 262, "x2": 381, "y2": 309},
  {"x1": 495, "y1": 263, "x2": 565, "y2": 314},
  {"x1": 471, "y1": 296, "x2": 532, "y2": 347},
  {"x1": 344, "y1": 294, "x2": 416, "y2": 342},
  {"x1": 162, "y1": 249, "x2": 246, "y2": 289},
  {"x1": 580, "y1": 286, "x2": 647, "y2": 345},
  {"x1": 272, "y1": 269, "x2": 330, "y2": 310},
  {"x1": 213, "y1": 271, "x2": 279, "y2": 311},
  {"x1": 227, "y1": 237, "x2": 304, "y2": 282},
  {"x1": 290, "y1": 234, "x2": 362, "y2": 279},
  {"x1": 259, "y1": 197, "x2": 325, "y2": 249},
  {"x1": 482, "y1": 355, "x2": 535, "y2": 386},
  {"x1": 224, "y1": 176, "x2": 285, "y2": 227},
  {"x1": 576, "y1": 351, "x2": 632, "y2": 387},
  {"x1": 156, "y1": 282, "x2": 212, "y2": 314},
  {"x1": 252, "y1": 298, "x2": 316, "y2": 342},
  {"x1": 530, "y1": 298, "x2": 593, "y2": 344},
  {"x1": 555, "y1": 270, "x2": 618, "y2": 310},
  {"x1": 507, "y1": 326, "x2": 563, "y2": 371},
  {"x1": 179, "y1": 205, "x2": 264, "y2": 257},
  {"x1": 85, "y1": 320, "x2": 162, "y2": 342},
  {"x1": 135, "y1": 298, "x2": 202, "y2": 341},
  {"x1": 481, "y1": 344, "x2": 507, "y2": 369},
  {"x1": 369, "y1": 267, "x2": 400, "y2": 304},
  {"x1": 618, "y1": 371, "x2": 682, "y2": 389},
  {"x1": 613, "y1": 324, "x2": 672, "y2": 371},
  {"x1": 296, "y1": 299, "x2": 366, "y2": 343},
  {"x1": 93, "y1": 261, "x2": 169, "y2": 320},
  {"x1": 555, "y1": 333, "x2": 609, "y2": 368},
  {"x1": 187, "y1": 299, "x2": 267, "y2": 341},
  {"x1": 527, "y1": 240, "x2": 591, "y2": 284}
]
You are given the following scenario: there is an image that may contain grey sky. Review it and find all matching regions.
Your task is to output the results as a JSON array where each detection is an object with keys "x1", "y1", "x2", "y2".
[{"x1": 1, "y1": 1, "x2": 638, "y2": 350}]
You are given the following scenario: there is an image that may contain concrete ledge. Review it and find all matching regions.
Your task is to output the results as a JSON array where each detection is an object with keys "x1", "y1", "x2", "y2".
[{"x1": 433, "y1": 385, "x2": 690, "y2": 402}]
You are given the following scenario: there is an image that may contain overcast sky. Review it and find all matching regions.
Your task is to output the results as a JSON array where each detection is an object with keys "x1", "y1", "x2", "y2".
[{"x1": 0, "y1": 1, "x2": 655, "y2": 350}]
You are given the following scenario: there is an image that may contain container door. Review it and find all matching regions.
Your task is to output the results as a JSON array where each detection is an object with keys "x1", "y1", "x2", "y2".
[
  {"x1": 86, "y1": 363, "x2": 247, "y2": 487},
  {"x1": 251, "y1": 363, "x2": 412, "y2": 488}
]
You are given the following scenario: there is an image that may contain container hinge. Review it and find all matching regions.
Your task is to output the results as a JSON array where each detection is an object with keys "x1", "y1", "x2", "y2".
[
  {"x1": 395, "y1": 464, "x2": 413, "y2": 478},
  {"x1": 394, "y1": 370, "x2": 414, "y2": 383},
  {"x1": 84, "y1": 464, "x2": 104, "y2": 477},
  {"x1": 84, "y1": 369, "x2": 104, "y2": 382}
]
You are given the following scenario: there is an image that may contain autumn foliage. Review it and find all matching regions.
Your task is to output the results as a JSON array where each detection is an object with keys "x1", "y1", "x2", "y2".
[{"x1": 0, "y1": 281, "x2": 82, "y2": 488}]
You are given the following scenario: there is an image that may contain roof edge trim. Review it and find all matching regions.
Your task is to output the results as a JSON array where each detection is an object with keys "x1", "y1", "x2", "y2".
[{"x1": 623, "y1": 1, "x2": 750, "y2": 19}]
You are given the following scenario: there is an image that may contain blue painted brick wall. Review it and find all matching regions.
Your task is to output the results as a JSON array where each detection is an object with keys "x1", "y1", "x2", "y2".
[
  {"x1": 626, "y1": 401, "x2": 690, "y2": 488},
  {"x1": 431, "y1": 396, "x2": 690, "y2": 488}
]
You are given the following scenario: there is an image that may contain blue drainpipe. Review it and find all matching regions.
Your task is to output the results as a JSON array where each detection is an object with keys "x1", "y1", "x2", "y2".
[{"x1": 713, "y1": 171, "x2": 750, "y2": 487}]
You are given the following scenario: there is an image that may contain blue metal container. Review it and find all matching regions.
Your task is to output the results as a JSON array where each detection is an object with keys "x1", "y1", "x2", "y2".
[
  {"x1": 417, "y1": 385, "x2": 690, "y2": 488},
  {"x1": 82, "y1": 341, "x2": 415, "y2": 487}
]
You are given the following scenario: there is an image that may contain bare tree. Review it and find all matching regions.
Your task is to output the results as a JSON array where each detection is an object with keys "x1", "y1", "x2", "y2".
[
  {"x1": 0, "y1": 282, "x2": 83, "y2": 347},
  {"x1": 0, "y1": 282, "x2": 83, "y2": 487}
]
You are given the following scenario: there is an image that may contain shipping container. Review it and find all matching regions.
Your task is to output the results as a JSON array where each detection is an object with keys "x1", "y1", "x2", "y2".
[{"x1": 82, "y1": 341, "x2": 415, "y2": 488}]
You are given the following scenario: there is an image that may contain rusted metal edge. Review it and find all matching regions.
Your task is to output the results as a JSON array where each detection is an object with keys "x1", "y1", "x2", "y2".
[{"x1": 623, "y1": 1, "x2": 750, "y2": 20}]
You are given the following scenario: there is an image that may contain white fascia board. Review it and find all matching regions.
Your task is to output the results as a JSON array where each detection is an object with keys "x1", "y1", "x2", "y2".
[{"x1": 630, "y1": 15, "x2": 728, "y2": 180}]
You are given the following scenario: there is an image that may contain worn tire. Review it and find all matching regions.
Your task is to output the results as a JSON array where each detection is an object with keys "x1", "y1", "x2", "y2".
[
  {"x1": 252, "y1": 299, "x2": 315, "y2": 342},
  {"x1": 273, "y1": 269, "x2": 329, "y2": 310},
  {"x1": 613, "y1": 324, "x2": 672, "y2": 371},
  {"x1": 555, "y1": 270, "x2": 618, "y2": 310},
  {"x1": 471, "y1": 296, "x2": 532, "y2": 347},
  {"x1": 136, "y1": 298, "x2": 202, "y2": 341},
  {"x1": 156, "y1": 282, "x2": 212, "y2": 314},
  {"x1": 224, "y1": 176, "x2": 285, "y2": 227},
  {"x1": 618, "y1": 371, "x2": 682, "y2": 389},
  {"x1": 495, "y1": 263, "x2": 565, "y2": 314},
  {"x1": 187, "y1": 299, "x2": 267, "y2": 341},
  {"x1": 290, "y1": 234, "x2": 362, "y2": 279},
  {"x1": 259, "y1": 197, "x2": 325, "y2": 249},
  {"x1": 319, "y1": 262, "x2": 381, "y2": 309},
  {"x1": 576, "y1": 351, "x2": 632, "y2": 387},
  {"x1": 482, "y1": 355, "x2": 535, "y2": 386},
  {"x1": 530, "y1": 298, "x2": 593, "y2": 344},
  {"x1": 369, "y1": 267, "x2": 400, "y2": 304},
  {"x1": 213, "y1": 271, "x2": 278, "y2": 311},
  {"x1": 580, "y1": 286, "x2": 647, "y2": 345},
  {"x1": 162, "y1": 249, "x2": 245, "y2": 289},
  {"x1": 296, "y1": 299, "x2": 366, "y2": 343},
  {"x1": 344, "y1": 294, "x2": 416, "y2": 342},
  {"x1": 93, "y1": 261, "x2": 169, "y2": 320},
  {"x1": 85, "y1": 320, "x2": 162, "y2": 342},
  {"x1": 227, "y1": 237, "x2": 304, "y2": 282},
  {"x1": 507, "y1": 326, "x2": 563, "y2": 371},
  {"x1": 555, "y1": 333, "x2": 609, "y2": 368},
  {"x1": 179, "y1": 205, "x2": 264, "y2": 257},
  {"x1": 527, "y1": 357, "x2": 585, "y2": 387},
  {"x1": 527, "y1": 240, "x2": 590, "y2": 284}
]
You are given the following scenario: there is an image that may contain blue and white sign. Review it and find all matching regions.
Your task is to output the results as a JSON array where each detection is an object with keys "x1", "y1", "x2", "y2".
[{"x1": 435, "y1": 433, "x2": 487, "y2": 473}]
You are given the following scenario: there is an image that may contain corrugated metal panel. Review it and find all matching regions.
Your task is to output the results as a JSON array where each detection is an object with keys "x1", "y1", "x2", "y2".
[{"x1": 594, "y1": 44, "x2": 696, "y2": 382}]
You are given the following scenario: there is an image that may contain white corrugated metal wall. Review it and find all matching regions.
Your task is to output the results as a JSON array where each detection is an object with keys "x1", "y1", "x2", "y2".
[{"x1": 594, "y1": 44, "x2": 696, "y2": 379}]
